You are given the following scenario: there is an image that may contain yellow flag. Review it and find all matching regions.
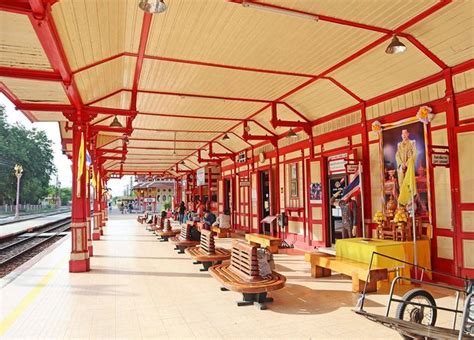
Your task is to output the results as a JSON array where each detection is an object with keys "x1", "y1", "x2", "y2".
[
  {"x1": 76, "y1": 132, "x2": 85, "y2": 197},
  {"x1": 91, "y1": 166, "x2": 96, "y2": 188},
  {"x1": 398, "y1": 158, "x2": 417, "y2": 206}
]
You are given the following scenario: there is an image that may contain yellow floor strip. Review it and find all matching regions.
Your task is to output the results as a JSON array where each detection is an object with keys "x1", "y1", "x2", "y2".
[{"x1": 0, "y1": 257, "x2": 67, "y2": 336}]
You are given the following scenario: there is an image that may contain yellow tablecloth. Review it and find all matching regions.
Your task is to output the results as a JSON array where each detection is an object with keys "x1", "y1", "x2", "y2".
[{"x1": 335, "y1": 238, "x2": 431, "y2": 275}]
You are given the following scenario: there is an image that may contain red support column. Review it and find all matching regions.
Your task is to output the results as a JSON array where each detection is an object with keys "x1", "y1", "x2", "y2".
[
  {"x1": 85, "y1": 165, "x2": 92, "y2": 256},
  {"x1": 69, "y1": 121, "x2": 90, "y2": 273},
  {"x1": 92, "y1": 160, "x2": 101, "y2": 241},
  {"x1": 101, "y1": 177, "x2": 108, "y2": 234}
]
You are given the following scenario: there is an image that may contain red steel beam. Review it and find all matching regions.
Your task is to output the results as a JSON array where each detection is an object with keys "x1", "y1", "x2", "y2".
[
  {"x1": 0, "y1": 81, "x2": 37, "y2": 122},
  {"x1": 128, "y1": 146, "x2": 198, "y2": 151},
  {"x1": 86, "y1": 89, "x2": 123, "y2": 106},
  {"x1": 28, "y1": 0, "x2": 84, "y2": 109},
  {"x1": 0, "y1": 66, "x2": 62, "y2": 82},
  {"x1": 130, "y1": 13, "x2": 152, "y2": 111}
]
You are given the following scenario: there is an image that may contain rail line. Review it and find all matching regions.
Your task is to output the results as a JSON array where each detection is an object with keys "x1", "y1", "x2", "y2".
[{"x1": 0, "y1": 216, "x2": 71, "y2": 270}]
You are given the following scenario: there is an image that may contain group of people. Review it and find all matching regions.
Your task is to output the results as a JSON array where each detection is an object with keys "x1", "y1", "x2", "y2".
[
  {"x1": 118, "y1": 201, "x2": 134, "y2": 214},
  {"x1": 177, "y1": 201, "x2": 231, "y2": 239}
]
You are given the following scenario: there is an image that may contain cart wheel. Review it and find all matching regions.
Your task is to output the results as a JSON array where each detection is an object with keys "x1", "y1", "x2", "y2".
[{"x1": 396, "y1": 288, "x2": 437, "y2": 327}]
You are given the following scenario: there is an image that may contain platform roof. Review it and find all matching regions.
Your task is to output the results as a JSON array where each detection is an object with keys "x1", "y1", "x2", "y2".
[{"x1": 0, "y1": 0, "x2": 473, "y2": 177}]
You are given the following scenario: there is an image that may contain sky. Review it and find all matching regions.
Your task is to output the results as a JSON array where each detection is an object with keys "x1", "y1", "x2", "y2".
[{"x1": 1, "y1": 94, "x2": 131, "y2": 197}]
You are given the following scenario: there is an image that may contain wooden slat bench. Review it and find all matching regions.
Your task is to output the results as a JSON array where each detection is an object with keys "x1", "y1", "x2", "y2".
[
  {"x1": 137, "y1": 213, "x2": 148, "y2": 224},
  {"x1": 185, "y1": 229, "x2": 231, "y2": 271},
  {"x1": 245, "y1": 233, "x2": 281, "y2": 254},
  {"x1": 211, "y1": 226, "x2": 231, "y2": 238},
  {"x1": 170, "y1": 224, "x2": 200, "y2": 253},
  {"x1": 304, "y1": 252, "x2": 388, "y2": 293},
  {"x1": 209, "y1": 240, "x2": 286, "y2": 310},
  {"x1": 156, "y1": 219, "x2": 180, "y2": 241},
  {"x1": 145, "y1": 214, "x2": 158, "y2": 231}
]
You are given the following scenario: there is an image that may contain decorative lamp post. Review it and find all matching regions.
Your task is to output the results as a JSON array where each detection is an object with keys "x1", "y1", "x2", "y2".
[
  {"x1": 14, "y1": 164, "x2": 23, "y2": 219},
  {"x1": 57, "y1": 180, "x2": 61, "y2": 208}
]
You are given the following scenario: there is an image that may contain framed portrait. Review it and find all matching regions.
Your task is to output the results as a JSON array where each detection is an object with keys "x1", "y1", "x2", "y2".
[{"x1": 380, "y1": 120, "x2": 430, "y2": 217}]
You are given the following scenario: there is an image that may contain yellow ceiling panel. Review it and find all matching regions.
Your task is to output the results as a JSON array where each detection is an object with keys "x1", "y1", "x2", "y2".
[
  {"x1": 329, "y1": 40, "x2": 441, "y2": 100},
  {"x1": 51, "y1": 0, "x2": 143, "y2": 71},
  {"x1": 131, "y1": 129, "x2": 219, "y2": 142},
  {"x1": 145, "y1": 0, "x2": 381, "y2": 75},
  {"x1": 133, "y1": 113, "x2": 235, "y2": 132},
  {"x1": 136, "y1": 92, "x2": 263, "y2": 119},
  {"x1": 0, "y1": 11, "x2": 52, "y2": 70},
  {"x1": 260, "y1": 0, "x2": 438, "y2": 30},
  {"x1": 139, "y1": 59, "x2": 307, "y2": 100},
  {"x1": 29, "y1": 111, "x2": 68, "y2": 122},
  {"x1": 91, "y1": 91, "x2": 131, "y2": 110},
  {"x1": 0, "y1": 77, "x2": 69, "y2": 104},
  {"x1": 406, "y1": 1, "x2": 474, "y2": 67},
  {"x1": 285, "y1": 78, "x2": 359, "y2": 121},
  {"x1": 128, "y1": 139, "x2": 207, "y2": 150},
  {"x1": 75, "y1": 56, "x2": 136, "y2": 104}
]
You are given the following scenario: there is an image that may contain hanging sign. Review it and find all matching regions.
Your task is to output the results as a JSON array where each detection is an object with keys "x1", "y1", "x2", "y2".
[
  {"x1": 328, "y1": 153, "x2": 348, "y2": 174},
  {"x1": 196, "y1": 168, "x2": 206, "y2": 186},
  {"x1": 432, "y1": 152, "x2": 450, "y2": 167},
  {"x1": 237, "y1": 151, "x2": 247, "y2": 163},
  {"x1": 240, "y1": 179, "x2": 250, "y2": 187},
  {"x1": 144, "y1": 198, "x2": 155, "y2": 203}
]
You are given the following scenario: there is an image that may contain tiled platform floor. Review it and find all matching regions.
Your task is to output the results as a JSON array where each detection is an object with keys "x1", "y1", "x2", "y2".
[{"x1": 0, "y1": 211, "x2": 463, "y2": 339}]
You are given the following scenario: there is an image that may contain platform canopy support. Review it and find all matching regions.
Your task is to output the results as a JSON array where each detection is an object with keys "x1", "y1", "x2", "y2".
[{"x1": 69, "y1": 117, "x2": 90, "y2": 273}]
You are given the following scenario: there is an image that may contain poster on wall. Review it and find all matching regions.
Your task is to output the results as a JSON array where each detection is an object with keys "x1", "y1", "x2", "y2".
[
  {"x1": 381, "y1": 121, "x2": 429, "y2": 216},
  {"x1": 309, "y1": 183, "x2": 322, "y2": 204},
  {"x1": 196, "y1": 168, "x2": 206, "y2": 186}
]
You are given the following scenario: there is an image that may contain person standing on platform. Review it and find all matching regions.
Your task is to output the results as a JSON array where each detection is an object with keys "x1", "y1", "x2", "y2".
[{"x1": 179, "y1": 201, "x2": 186, "y2": 224}]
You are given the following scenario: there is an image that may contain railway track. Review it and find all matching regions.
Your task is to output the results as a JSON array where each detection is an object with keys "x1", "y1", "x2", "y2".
[{"x1": 0, "y1": 217, "x2": 71, "y2": 277}]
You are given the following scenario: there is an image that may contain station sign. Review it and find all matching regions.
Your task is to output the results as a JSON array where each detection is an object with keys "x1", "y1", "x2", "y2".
[
  {"x1": 240, "y1": 177, "x2": 250, "y2": 187},
  {"x1": 144, "y1": 198, "x2": 155, "y2": 203},
  {"x1": 328, "y1": 153, "x2": 348, "y2": 174},
  {"x1": 432, "y1": 152, "x2": 450, "y2": 167}
]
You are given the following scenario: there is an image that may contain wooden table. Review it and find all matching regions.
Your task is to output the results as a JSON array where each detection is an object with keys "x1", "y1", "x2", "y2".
[{"x1": 245, "y1": 233, "x2": 281, "y2": 254}]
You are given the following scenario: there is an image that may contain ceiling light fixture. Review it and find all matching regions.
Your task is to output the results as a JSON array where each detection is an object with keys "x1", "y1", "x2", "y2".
[
  {"x1": 222, "y1": 133, "x2": 230, "y2": 141},
  {"x1": 385, "y1": 35, "x2": 407, "y2": 54},
  {"x1": 139, "y1": 0, "x2": 167, "y2": 14},
  {"x1": 110, "y1": 115, "x2": 123, "y2": 128},
  {"x1": 286, "y1": 128, "x2": 298, "y2": 139},
  {"x1": 122, "y1": 134, "x2": 129, "y2": 144},
  {"x1": 242, "y1": 1, "x2": 318, "y2": 21},
  {"x1": 180, "y1": 160, "x2": 185, "y2": 165}
]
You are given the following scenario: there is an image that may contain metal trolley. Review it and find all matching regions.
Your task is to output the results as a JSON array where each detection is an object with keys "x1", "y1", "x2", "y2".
[{"x1": 355, "y1": 252, "x2": 473, "y2": 339}]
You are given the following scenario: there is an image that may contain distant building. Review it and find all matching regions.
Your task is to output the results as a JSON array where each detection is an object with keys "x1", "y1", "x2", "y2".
[{"x1": 132, "y1": 176, "x2": 175, "y2": 213}]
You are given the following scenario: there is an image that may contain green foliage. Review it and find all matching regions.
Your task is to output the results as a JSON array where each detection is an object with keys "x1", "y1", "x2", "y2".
[
  {"x1": 47, "y1": 185, "x2": 72, "y2": 205},
  {"x1": 163, "y1": 201, "x2": 172, "y2": 211},
  {"x1": 0, "y1": 106, "x2": 56, "y2": 204}
]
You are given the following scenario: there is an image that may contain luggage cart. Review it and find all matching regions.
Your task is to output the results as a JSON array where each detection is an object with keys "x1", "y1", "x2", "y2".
[{"x1": 355, "y1": 252, "x2": 473, "y2": 339}]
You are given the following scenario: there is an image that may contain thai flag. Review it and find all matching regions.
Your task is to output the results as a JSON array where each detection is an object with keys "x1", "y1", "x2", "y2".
[
  {"x1": 340, "y1": 172, "x2": 360, "y2": 201},
  {"x1": 86, "y1": 150, "x2": 92, "y2": 167}
]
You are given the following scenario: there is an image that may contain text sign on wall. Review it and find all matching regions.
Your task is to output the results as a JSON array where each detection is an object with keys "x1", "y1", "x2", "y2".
[
  {"x1": 432, "y1": 153, "x2": 450, "y2": 167},
  {"x1": 196, "y1": 168, "x2": 206, "y2": 186},
  {"x1": 328, "y1": 153, "x2": 348, "y2": 173}
]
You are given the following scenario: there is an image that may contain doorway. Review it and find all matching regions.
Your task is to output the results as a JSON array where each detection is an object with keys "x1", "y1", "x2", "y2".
[
  {"x1": 328, "y1": 174, "x2": 348, "y2": 245},
  {"x1": 259, "y1": 170, "x2": 271, "y2": 235}
]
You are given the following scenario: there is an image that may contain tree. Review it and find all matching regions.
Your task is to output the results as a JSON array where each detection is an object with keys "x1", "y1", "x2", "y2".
[{"x1": 0, "y1": 106, "x2": 56, "y2": 204}]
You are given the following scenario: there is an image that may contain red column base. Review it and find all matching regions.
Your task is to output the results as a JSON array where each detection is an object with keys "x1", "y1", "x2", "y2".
[
  {"x1": 69, "y1": 258, "x2": 90, "y2": 273},
  {"x1": 88, "y1": 245, "x2": 93, "y2": 257},
  {"x1": 92, "y1": 232, "x2": 100, "y2": 240}
]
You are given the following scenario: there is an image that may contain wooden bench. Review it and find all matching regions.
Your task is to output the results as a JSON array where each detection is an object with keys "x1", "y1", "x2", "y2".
[
  {"x1": 209, "y1": 240, "x2": 286, "y2": 310},
  {"x1": 245, "y1": 233, "x2": 281, "y2": 254},
  {"x1": 211, "y1": 225, "x2": 231, "y2": 238},
  {"x1": 156, "y1": 219, "x2": 180, "y2": 241},
  {"x1": 304, "y1": 252, "x2": 388, "y2": 293},
  {"x1": 170, "y1": 224, "x2": 200, "y2": 253},
  {"x1": 138, "y1": 212, "x2": 148, "y2": 224},
  {"x1": 185, "y1": 229, "x2": 231, "y2": 271},
  {"x1": 145, "y1": 214, "x2": 158, "y2": 231}
]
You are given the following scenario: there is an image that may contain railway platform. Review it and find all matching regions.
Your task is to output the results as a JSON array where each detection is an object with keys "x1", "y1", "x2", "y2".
[
  {"x1": 0, "y1": 211, "x2": 462, "y2": 339},
  {"x1": 0, "y1": 213, "x2": 71, "y2": 240}
]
